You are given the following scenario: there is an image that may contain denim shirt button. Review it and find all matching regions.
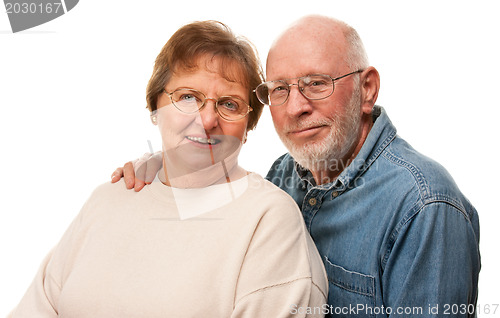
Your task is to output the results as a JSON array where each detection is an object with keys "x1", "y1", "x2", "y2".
[
  {"x1": 308, "y1": 198, "x2": 317, "y2": 206},
  {"x1": 332, "y1": 191, "x2": 339, "y2": 198}
]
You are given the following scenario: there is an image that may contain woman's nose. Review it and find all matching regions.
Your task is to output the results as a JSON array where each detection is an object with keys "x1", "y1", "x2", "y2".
[{"x1": 196, "y1": 98, "x2": 219, "y2": 130}]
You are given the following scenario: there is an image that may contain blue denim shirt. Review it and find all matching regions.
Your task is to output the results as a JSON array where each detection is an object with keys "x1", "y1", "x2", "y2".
[{"x1": 266, "y1": 106, "x2": 480, "y2": 317}]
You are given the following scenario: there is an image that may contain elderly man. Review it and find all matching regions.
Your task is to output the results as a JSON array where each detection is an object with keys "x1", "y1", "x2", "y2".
[{"x1": 115, "y1": 15, "x2": 480, "y2": 317}]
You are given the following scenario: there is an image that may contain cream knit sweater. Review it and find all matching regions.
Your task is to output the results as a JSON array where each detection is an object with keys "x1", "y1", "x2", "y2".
[{"x1": 10, "y1": 173, "x2": 328, "y2": 317}]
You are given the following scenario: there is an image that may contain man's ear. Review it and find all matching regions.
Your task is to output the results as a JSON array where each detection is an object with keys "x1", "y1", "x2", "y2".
[
  {"x1": 150, "y1": 110, "x2": 158, "y2": 125},
  {"x1": 360, "y1": 66, "x2": 380, "y2": 114}
]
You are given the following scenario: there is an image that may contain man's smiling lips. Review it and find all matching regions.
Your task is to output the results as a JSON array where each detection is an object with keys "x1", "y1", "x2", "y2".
[{"x1": 288, "y1": 125, "x2": 328, "y2": 138}]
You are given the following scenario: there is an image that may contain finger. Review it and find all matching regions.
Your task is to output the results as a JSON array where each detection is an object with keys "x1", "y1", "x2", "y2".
[
  {"x1": 134, "y1": 178, "x2": 146, "y2": 192},
  {"x1": 123, "y1": 162, "x2": 135, "y2": 189},
  {"x1": 134, "y1": 155, "x2": 149, "y2": 184},
  {"x1": 111, "y1": 167, "x2": 124, "y2": 183},
  {"x1": 144, "y1": 152, "x2": 163, "y2": 184}
]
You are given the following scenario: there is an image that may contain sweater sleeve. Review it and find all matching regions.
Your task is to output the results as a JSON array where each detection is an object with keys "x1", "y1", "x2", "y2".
[
  {"x1": 231, "y1": 196, "x2": 328, "y2": 318},
  {"x1": 231, "y1": 278, "x2": 326, "y2": 318},
  {"x1": 8, "y1": 199, "x2": 89, "y2": 317},
  {"x1": 7, "y1": 250, "x2": 60, "y2": 318}
]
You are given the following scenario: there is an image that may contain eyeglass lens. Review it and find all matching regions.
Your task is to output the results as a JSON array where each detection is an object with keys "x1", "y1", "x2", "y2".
[
  {"x1": 170, "y1": 89, "x2": 249, "y2": 120},
  {"x1": 256, "y1": 75, "x2": 334, "y2": 106}
]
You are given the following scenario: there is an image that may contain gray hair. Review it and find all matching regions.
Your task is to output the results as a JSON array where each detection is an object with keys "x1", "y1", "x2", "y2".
[{"x1": 339, "y1": 20, "x2": 369, "y2": 84}]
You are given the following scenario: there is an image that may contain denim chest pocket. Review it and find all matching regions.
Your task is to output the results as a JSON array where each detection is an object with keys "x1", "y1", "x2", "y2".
[{"x1": 325, "y1": 258, "x2": 377, "y2": 317}]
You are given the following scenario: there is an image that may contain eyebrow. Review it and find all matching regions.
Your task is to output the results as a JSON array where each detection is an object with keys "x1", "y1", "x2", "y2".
[
  {"x1": 170, "y1": 87, "x2": 249, "y2": 102},
  {"x1": 267, "y1": 74, "x2": 330, "y2": 82}
]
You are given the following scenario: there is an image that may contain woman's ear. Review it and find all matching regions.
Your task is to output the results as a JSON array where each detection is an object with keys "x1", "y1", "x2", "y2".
[
  {"x1": 150, "y1": 110, "x2": 158, "y2": 125},
  {"x1": 360, "y1": 66, "x2": 380, "y2": 114}
]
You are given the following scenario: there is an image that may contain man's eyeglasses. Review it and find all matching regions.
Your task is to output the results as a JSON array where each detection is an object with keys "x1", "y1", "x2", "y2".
[
  {"x1": 254, "y1": 70, "x2": 363, "y2": 106},
  {"x1": 164, "y1": 88, "x2": 253, "y2": 121}
]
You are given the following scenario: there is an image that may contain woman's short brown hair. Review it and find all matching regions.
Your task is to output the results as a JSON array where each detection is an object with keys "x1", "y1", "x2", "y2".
[{"x1": 146, "y1": 20, "x2": 264, "y2": 131}]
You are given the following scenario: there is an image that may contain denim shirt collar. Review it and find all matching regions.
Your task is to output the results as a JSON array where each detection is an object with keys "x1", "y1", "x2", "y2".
[{"x1": 294, "y1": 106, "x2": 397, "y2": 190}]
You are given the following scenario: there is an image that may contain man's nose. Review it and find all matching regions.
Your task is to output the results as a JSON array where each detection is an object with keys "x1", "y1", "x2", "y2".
[{"x1": 285, "y1": 84, "x2": 313, "y2": 117}]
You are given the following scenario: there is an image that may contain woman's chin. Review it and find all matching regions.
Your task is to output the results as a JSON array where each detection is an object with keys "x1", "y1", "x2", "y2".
[
  {"x1": 164, "y1": 138, "x2": 241, "y2": 172},
  {"x1": 165, "y1": 154, "x2": 225, "y2": 177}
]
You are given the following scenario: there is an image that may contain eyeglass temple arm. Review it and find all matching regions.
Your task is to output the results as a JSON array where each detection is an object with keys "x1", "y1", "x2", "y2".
[{"x1": 332, "y1": 69, "x2": 364, "y2": 81}]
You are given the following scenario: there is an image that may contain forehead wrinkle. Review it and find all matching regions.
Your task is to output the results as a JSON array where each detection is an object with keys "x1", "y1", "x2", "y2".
[
  {"x1": 175, "y1": 55, "x2": 249, "y2": 87},
  {"x1": 169, "y1": 60, "x2": 248, "y2": 103}
]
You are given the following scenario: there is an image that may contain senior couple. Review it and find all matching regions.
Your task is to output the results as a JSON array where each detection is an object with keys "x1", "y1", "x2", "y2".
[{"x1": 11, "y1": 15, "x2": 480, "y2": 317}]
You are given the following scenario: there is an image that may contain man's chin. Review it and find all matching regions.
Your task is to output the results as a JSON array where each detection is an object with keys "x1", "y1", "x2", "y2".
[
  {"x1": 282, "y1": 134, "x2": 351, "y2": 172},
  {"x1": 284, "y1": 141, "x2": 330, "y2": 170}
]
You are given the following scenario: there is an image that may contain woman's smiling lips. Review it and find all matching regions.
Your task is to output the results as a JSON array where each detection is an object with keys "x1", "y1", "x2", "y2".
[{"x1": 185, "y1": 135, "x2": 221, "y2": 148}]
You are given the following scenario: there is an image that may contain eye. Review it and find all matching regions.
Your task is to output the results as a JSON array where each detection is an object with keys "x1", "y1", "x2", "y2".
[
  {"x1": 303, "y1": 77, "x2": 329, "y2": 87},
  {"x1": 302, "y1": 76, "x2": 332, "y2": 94},
  {"x1": 271, "y1": 82, "x2": 289, "y2": 95},
  {"x1": 311, "y1": 80, "x2": 328, "y2": 86},
  {"x1": 179, "y1": 93, "x2": 199, "y2": 103},
  {"x1": 218, "y1": 98, "x2": 241, "y2": 112}
]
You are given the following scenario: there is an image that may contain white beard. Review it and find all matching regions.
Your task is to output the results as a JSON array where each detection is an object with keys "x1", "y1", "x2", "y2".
[{"x1": 277, "y1": 86, "x2": 362, "y2": 173}]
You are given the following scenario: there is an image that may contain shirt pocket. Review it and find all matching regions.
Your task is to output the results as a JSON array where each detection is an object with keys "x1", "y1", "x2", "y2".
[{"x1": 324, "y1": 259, "x2": 376, "y2": 317}]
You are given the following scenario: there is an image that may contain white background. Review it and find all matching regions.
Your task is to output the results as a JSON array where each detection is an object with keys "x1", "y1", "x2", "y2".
[{"x1": 1, "y1": 0, "x2": 498, "y2": 316}]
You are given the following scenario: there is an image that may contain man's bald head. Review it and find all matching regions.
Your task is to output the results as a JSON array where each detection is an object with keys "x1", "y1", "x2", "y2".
[{"x1": 267, "y1": 15, "x2": 368, "y2": 77}]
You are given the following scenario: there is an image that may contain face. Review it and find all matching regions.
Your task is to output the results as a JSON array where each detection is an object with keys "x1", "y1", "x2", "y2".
[
  {"x1": 266, "y1": 27, "x2": 363, "y2": 170},
  {"x1": 155, "y1": 57, "x2": 249, "y2": 177}
]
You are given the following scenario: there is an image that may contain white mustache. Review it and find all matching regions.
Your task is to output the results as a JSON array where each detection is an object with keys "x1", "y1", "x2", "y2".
[{"x1": 284, "y1": 119, "x2": 331, "y2": 133}]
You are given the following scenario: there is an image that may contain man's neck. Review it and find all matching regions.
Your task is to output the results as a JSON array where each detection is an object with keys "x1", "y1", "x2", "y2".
[{"x1": 310, "y1": 158, "x2": 351, "y2": 185}]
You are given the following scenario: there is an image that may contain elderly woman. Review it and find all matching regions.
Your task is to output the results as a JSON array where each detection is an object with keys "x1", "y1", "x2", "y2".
[{"x1": 10, "y1": 21, "x2": 327, "y2": 317}]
